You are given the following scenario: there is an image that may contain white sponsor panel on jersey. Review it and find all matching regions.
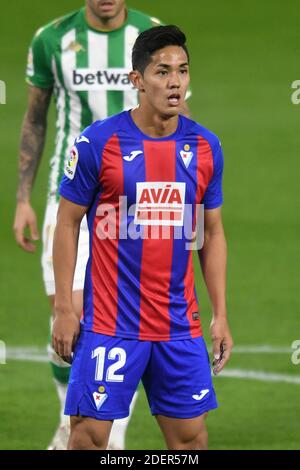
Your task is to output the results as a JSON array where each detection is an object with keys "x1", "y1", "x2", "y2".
[
  {"x1": 134, "y1": 182, "x2": 186, "y2": 226},
  {"x1": 71, "y1": 67, "x2": 133, "y2": 91}
]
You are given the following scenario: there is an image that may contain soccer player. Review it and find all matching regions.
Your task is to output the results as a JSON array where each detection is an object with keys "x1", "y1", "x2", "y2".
[
  {"x1": 52, "y1": 25, "x2": 233, "y2": 450},
  {"x1": 13, "y1": 0, "x2": 177, "y2": 450}
]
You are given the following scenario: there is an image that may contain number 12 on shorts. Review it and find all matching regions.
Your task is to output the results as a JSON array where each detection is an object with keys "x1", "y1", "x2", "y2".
[{"x1": 91, "y1": 347, "x2": 126, "y2": 382}]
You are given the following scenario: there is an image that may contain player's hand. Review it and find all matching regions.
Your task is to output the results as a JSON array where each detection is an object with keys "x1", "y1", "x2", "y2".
[
  {"x1": 210, "y1": 316, "x2": 233, "y2": 375},
  {"x1": 52, "y1": 311, "x2": 80, "y2": 363},
  {"x1": 13, "y1": 201, "x2": 40, "y2": 252}
]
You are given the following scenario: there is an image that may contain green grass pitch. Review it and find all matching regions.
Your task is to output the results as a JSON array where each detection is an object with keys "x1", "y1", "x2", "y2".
[{"x1": 0, "y1": 0, "x2": 300, "y2": 449}]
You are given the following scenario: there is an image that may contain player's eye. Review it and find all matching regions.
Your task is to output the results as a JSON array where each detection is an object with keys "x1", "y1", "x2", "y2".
[
  {"x1": 180, "y1": 69, "x2": 188, "y2": 74},
  {"x1": 157, "y1": 70, "x2": 168, "y2": 76}
]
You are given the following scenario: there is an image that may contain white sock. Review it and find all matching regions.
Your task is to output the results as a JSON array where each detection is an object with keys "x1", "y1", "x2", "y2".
[
  {"x1": 48, "y1": 341, "x2": 70, "y2": 426},
  {"x1": 108, "y1": 390, "x2": 139, "y2": 450},
  {"x1": 54, "y1": 379, "x2": 69, "y2": 425},
  {"x1": 48, "y1": 319, "x2": 71, "y2": 426}
]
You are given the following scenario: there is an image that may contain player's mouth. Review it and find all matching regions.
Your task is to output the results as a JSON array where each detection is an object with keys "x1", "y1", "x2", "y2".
[
  {"x1": 98, "y1": 1, "x2": 114, "y2": 12},
  {"x1": 167, "y1": 93, "x2": 181, "y2": 106}
]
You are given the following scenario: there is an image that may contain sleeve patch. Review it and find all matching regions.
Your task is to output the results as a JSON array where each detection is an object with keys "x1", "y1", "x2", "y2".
[
  {"x1": 151, "y1": 17, "x2": 162, "y2": 26},
  {"x1": 26, "y1": 48, "x2": 34, "y2": 77},
  {"x1": 64, "y1": 145, "x2": 79, "y2": 180}
]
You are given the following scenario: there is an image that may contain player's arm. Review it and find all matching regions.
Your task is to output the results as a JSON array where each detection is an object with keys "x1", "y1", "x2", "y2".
[
  {"x1": 198, "y1": 207, "x2": 233, "y2": 374},
  {"x1": 52, "y1": 197, "x2": 88, "y2": 361},
  {"x1": 52, "y1": 127, "x2": 100, "y2": 360},
  {"x1": 13, "y1": 85, "x2": 52, "y2": 252}
]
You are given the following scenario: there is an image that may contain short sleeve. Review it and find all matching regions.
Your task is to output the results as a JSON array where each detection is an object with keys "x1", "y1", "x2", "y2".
[
  {"x1": 202, "y1": 142, "x2": 224, "y2": 209},
  {"x1": 59, "y1": 133, "x2": 101, "y2": 207},
  {"x1": 26, "y1": 29, "x2": 54, "y2": 89}
]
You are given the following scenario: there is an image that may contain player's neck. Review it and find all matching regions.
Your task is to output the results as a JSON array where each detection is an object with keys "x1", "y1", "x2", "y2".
[
  {"x1": 131, "y1": 107, "x2": 179, "y2": 138},
  {"x1": 85, "y1": 7, "x2": 127, "y2": 32}
]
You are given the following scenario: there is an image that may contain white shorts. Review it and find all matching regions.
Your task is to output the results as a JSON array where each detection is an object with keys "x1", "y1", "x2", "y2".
[{"x1": 41, "y1": 203, "x2": 89, "y2": 296}]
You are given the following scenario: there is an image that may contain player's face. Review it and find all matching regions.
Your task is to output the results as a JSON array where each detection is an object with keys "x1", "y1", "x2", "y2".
[
  {"x1": 86, "y1": 0, "x2": 126, "y2": 20},
  {"x1": 139, "y1": 46, "x2": 190, "y2": 117}
]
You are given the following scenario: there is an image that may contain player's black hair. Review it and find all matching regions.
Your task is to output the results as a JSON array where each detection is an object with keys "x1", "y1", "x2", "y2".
[{"x1": 132, "y1": 25, "x2": 189, "y2": 75}]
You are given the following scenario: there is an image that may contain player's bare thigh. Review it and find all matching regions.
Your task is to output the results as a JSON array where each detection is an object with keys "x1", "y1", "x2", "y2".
[
  {"x1": 156, "y1": 413, "x2": 208, "y2": 450},
  {"x1": 68, "y1": 416, "x2": 113, "y2": 450},
  {"x1": 49, "y1": 290, "x2": 83, "y2": 319}
]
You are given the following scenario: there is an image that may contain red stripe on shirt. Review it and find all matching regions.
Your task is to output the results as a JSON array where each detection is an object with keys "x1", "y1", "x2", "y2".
[
  {"x1": 195, "y1": 136, "x2": 214, "y2": 207},
  {"x1": 184, "y1": 250, "x2": 203, "y2": 338},
  {"x1": 184, "y1": 136, "x2": 214, "y2": 336},
  {"x1": 91, "y1": 134, "x2": 123, "y2": 335},
  {"x1": 138, "y1": 140, "x2": 176, "y2": 341}
]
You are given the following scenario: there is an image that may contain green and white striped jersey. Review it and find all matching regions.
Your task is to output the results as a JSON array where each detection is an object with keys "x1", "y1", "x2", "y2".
[{"x1": 26, "y1": 7, "x2": 161, "y2": 202}]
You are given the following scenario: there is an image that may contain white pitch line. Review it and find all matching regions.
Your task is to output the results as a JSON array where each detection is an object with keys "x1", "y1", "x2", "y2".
[
  {"x1": 3, "y1": 346, "x2": 300, "y2": 385},
  {"x1": 230, "y1": 345, "x2": 292, "y2": 354},
  {"x1": 4, "y1": 345, "x2": 293, "y2": 362},
  {"x1": 6, "y1": 347, "x2": 48, "y2": 363},
  {"x1": 216, "y1": 369, "x2": 300, "y2": 385},
  {"x1": 6, "y1": 353, "x2": 49, "y2": 363}
]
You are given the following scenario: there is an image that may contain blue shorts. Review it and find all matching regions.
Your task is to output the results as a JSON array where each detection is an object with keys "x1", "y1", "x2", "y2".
[{"x1": 65, "y1": 331, "x2": 218, "y2": 420}]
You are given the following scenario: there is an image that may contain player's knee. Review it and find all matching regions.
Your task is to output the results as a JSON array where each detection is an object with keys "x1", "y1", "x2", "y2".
[
  {"x1": 68, "y1": 417, "x2": 107, "y2": 450},
  {"x1": 192, "y1": 426, "x2": 208, "y2": 450},
  {"x1": 68, "y1": 428, "x2": 91, "y2": 450},
  {"x1": 68, "y1": 429, "x2": 107, "y2": 450},
  {"x1": 170, "y1": 418, "x2": 208, "y2": 451},
  {"x1": 173, "y1": 427, "x2": 208, "y2": 450}
]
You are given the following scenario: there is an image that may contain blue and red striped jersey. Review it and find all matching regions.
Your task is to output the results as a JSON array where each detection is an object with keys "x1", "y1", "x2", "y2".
[{"x1": 60, "y1": 110, "x2": 223, "y2": 341}]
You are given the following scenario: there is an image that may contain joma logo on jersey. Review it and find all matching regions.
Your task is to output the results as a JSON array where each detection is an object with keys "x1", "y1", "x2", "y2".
[
  {"x1": 72, "y1": 68, "x2": 133, "y2": 91},
  {"x1": 135, "y1": 182, "x2": 186, "y2": 227}
]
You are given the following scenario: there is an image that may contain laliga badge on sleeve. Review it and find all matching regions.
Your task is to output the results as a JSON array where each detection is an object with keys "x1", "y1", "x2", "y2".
[{"x1": 64, "y1": 145, "x2": 79, "y2": 180}]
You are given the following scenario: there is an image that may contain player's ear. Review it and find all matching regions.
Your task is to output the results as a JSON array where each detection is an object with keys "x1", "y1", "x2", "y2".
[{"x1": 129, "y1": 70, "x2": 145, "y2": 93}]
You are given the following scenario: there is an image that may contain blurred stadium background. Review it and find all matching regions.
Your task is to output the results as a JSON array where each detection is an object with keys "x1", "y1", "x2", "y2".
[{"x1": 0, "y1": 0, "x2": 300, "y2": 449}]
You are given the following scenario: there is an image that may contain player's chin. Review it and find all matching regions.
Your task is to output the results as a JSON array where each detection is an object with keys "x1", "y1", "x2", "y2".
[
  {"x1": 96, "y1": 4, "x2": 117, "y2": 17},
  {"x1": 97, "y1": 10, "x2": 116, "y2": 18},
  {"x1": 162, "y1": 106, "x2": 180, "y2": 118}
]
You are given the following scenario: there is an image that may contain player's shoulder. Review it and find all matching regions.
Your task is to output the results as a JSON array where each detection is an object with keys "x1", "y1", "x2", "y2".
[
  {"x1": 32, "y1": 8, "x2": 82, "y2": 43},
  {"x1": 80, "y1": 112, "x2": 128, "y2": 146},
  {"x1": 127, "y1": 8, "x2": 163, "y2": 30},
  {"x1": 180, "y1": 115, "x2": 221, "y2": 153}
]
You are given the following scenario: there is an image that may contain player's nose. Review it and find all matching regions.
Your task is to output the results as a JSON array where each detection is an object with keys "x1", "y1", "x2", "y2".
[{"x1": 168, "y1": 71, "x2": 180, "y2": 89}]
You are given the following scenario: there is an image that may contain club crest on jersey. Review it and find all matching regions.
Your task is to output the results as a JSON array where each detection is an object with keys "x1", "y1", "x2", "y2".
[
  {"x1": 180, "y1": 144, "x2": 193, "y2": 168},
  {"x1": 64, "y1": 40, "x2": 85, "y2": 53},
  {"x1": 93, "y1": 391, "x2": 108, "y2": 411},
  {"x1": 135, "y1": 182, "x2": 186, "y2": 226},
  {"x1": 64, "y1": 145, "x2": 78, "y2": 180}
]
